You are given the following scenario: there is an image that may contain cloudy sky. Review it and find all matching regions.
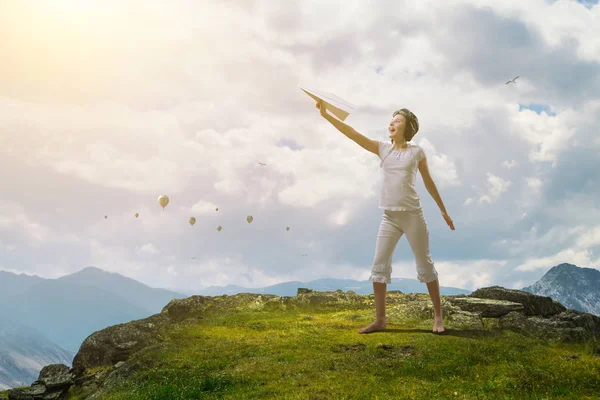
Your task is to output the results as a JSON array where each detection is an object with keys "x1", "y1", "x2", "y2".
[{"x1": 1, "y1": 0, "x2": 599, "y2": 293}]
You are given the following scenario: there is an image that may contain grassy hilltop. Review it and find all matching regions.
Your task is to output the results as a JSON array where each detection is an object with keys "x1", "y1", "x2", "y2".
[{"x1": 2, "y1": 288, "x2": 600, "y2": 399}]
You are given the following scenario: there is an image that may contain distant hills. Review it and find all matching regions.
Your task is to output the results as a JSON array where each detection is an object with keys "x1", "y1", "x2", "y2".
[
  {"x1": 0, "y1": 315, "x2": 74, "y2": 390},
  {"x1": 56, "y1": 266, "x2": 189, "y2": 314},
  {"x1": 0, "y1": 267, "x2": 188, "y2": 352},
  {"x1": 0, "y1": 270, "x2": 45, "y2": 296},
  {"x1": 192, "y1": 277, "x2": 471, "y2": 297},
  {"x1": 0, "y1": 266, "x2": 188, "y2": 390}
]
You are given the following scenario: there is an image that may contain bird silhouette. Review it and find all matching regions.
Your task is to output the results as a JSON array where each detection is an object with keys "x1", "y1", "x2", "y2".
[
  {"x1": 191, "y1": 257, "x2": 196, "y2": 259},
  {"x1": 258, "y1": 162, "x2": 267, "y2": 166},
  {"x1": 302, "y1": 253, "x2": 308, "y2": 257},
  {"x1": 505, "y1": 76, "x2": 519, "y2": 84}
]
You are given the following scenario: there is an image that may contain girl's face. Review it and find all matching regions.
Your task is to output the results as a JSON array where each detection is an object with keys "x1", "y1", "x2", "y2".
[{"x1": 389, "y1": 114, "x2": 406, "y2": 141}]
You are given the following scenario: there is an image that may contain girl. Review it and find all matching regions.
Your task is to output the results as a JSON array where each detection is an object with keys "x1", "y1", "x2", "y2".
[{"x1": 316, "y1": 99, "x2": 455, "y2": 335}]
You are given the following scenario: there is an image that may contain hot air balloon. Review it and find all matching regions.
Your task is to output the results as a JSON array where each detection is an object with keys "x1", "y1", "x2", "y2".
[
  {"x1": 246, "y1": 215, "x2": 253, "y2": 224},
  {"x1": 158, "y1": 195, "x2": 169, "y2": 209},
  {"x1": 135, "y1": 213, "x2": 139, "y2": 218},
  {"x1": 286, "y1": 226, "x2": 290, "y2": 231},
  {"x1": 104, "y1": 215, "x2": 108, "y2": 219},
  {"x1": 217, "y1": 225, "x2": 222, "y2": 231},
  {"x1": 189, "y1": 217, "x2": 196, "y2": 226}
]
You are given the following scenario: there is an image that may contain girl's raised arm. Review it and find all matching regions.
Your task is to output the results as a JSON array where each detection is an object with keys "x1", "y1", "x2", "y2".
[{"x1": 317, "y1": 100, "x2": 379, "y2": 155}]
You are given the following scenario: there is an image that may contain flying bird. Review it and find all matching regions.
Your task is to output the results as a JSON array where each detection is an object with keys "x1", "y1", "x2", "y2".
[
  {"x1": 191, "y1": 257, "x2": 196, "y2": 259},
  {"x1": 258, "y1": 162, "x2": 267, "y2": 166},
  {"x1": 302, "y1": 253, "x2": 308, "y2": 257},
  {"x1": 505, "y1": 76, "x2": 519, "y2": 84}
]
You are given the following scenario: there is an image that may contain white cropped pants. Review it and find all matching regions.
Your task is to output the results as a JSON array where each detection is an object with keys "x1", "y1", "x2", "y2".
[{"x1": 369, "y1": 208, "x2": 439, "y2": 284}]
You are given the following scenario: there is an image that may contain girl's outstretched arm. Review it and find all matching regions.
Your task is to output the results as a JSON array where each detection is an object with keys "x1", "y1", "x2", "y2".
[{"x1": 317, "y1": 100, "x2": 379, "y2": 155}]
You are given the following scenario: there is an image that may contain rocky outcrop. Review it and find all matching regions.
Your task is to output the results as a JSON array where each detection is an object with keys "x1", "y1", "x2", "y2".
[
  {"x1": 445, "y1": 296, "x2": 525, "y2": 317},
  {"x1": 70, "y1": 313, "x2": 169, "y2": 378},
  {"x1": 7, "y1": 364, "x2": 73, "y2": 400},
  {"x1": 6, "y1": 286, "x2": 600, "y2": 399},
  {"x1": 440, "y1": 286, "x2": 599, "y2": 343},
  {"x1": 497, "y1": 309, "x2": 600, "y2": 342},
  {"x1": 469, "y1": 285, "x2": 567, "y2": 317}
]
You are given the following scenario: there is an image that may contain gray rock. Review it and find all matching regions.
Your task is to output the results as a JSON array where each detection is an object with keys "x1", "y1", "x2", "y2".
[
  {"x1": 448, "y1": 310, "x2": 484, "y2": 329},
  {"x1": 161, "y1": 295, "x2": 213, "y2": 322},
  {"x1": 470, "y1": 285, "x2": 566, "y2": 317},
  {"x1": 28, "y1": 383, "x2": 45, "y2": 396},
  {"x1": 36, "y1": 364, "x2": 72, "y2": 391},
  {"x1": 296, "y1": 288, "x2": 364, "y2": 309},
  {"x1": 498, "y1": 309, "x2": 600, "y2": 342},
  {"x1": 445, "y1": 296, "x2": 524, "y2": 317},
  {"x1": 71, "y1": 313, "x2": 169, "y2": 377},
  {"x1": 8, "y1": 388, "x2": 34, "y2": 400},
  {"x1": 7, "y1": 364, "x2": 74, "y2": 400},
  {"x1": 85, "y1": 342, "x2": 173, "y2": 400}
]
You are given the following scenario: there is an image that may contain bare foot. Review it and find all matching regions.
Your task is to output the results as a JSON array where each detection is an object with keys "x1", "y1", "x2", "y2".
[
  {"x1": 433, "y1": 315, "x2": 445, "y2": 333},
  {"x1": 358, "y1": 319, "x2": 386, "y2": 334}
]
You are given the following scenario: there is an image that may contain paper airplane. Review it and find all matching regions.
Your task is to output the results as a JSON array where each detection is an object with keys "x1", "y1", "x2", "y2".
[{"x1": 298, "y1": 85, "x2": 356, "y2": 121}]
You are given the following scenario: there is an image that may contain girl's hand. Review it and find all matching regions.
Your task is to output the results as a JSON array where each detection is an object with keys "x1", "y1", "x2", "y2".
[
  {"x1": 316, "y1": 99, "x2": 327, "y2": 118},
  {"x1": 442, "y1": 212, "x2": 455, "y2": 230}
]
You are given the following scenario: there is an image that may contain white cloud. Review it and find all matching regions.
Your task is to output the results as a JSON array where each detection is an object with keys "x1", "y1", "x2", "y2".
[
  {"x1": 0, "y1": 240, "x2": 16, "y2": 252},
  {"x1": 189, "y1": 200, "x2": 221, "y2": 215},
  {"x1": 574, "y1": 225, "x2": 600, "y2": 249},
  {"x1": 417, "y1": 138, "x2": 461, "y2": 187},
  {"x1": 328, "y1": 201, "x2": 353, "y2": 226},
  {"x1": 138, "y1": 243, "x2": 160, "y2": 255},
  {"x1": 502, "y1": 160, "x2": 517, "y2": 169},
  {"x1": 511, "y1": 280, "x2": 526, "y2": 289},
  {"x1": 478, "y1": 173, "x2": 512, "y2": 204},
  {"x1": 0, "y1": 200, "x2": 85, "y2": 247},
  {"x1": 508, "y1": 104, "x2": 579, "y2": 167},
  {"x1": 166, "y1": 265, "x2": 178, "y2": 277},
  {"x1": 509, "y1": 223, "x2": 600, "y2": 271},
  {"x1": 515, "y1": 248, "x2": 597, "y2": 272},
  {"x1": 0, "y1": 207, "x2": 50, "y2": 243},
  {"x1": 390, "y1": 259, "x2": 506, "y2": 291},
  {"x1": 526, "y1": 177, "x2": 543, "y2": 192},
  {"x1": 468, "y1": 0, "x2": 600, "y2": 62}
]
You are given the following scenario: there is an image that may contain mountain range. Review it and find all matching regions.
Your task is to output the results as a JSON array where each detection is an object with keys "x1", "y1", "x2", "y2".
[{"x1": 0, "y1": 267, "x2": 188, "y2": 390}]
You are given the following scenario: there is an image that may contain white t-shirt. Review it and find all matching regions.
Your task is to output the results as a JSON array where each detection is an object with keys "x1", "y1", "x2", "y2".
[{"x1": 378, "y1": 141, "x2": 426, "y2": 211}]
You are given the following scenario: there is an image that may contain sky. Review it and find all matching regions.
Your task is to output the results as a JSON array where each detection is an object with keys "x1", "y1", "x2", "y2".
[{"x1": 1, "y1": 0, "x2": 599, "y2": 293}]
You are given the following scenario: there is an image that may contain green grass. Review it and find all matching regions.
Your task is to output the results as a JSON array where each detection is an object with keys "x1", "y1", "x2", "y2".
[
  {"x1": 87, "y1": 307, "x2": 600, "y2": 400},
  {"x1": 0, "y1": 386, "x2": 28, "y2": 399}
]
